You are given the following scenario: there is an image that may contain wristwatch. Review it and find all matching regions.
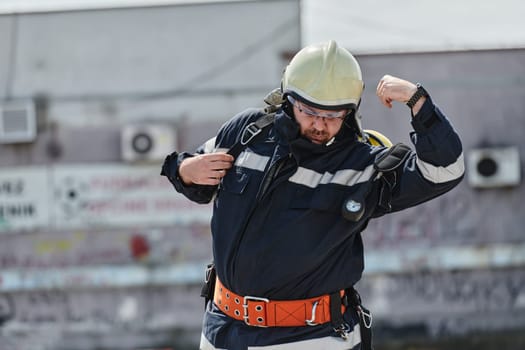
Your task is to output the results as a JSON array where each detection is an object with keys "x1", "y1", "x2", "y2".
[{"x1": 406, "y1": 83, "x2": 428, "y2": 109}]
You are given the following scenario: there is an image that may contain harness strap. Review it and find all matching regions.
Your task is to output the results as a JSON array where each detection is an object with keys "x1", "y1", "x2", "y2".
[
  {"x1": 346, "y1": 287, "x2": 374, "y2": 350},
  {"x1": 374, "y1": 142, "x2": 411, "y2": 172},
  {"x1": 358, "y1": 303, "x2": 373, "y2": 350},
  {"x1": 227, "y1": 112, "x2": 276, "y2": 158},
  {"x1": 200, "y1": 263, "x2": 216, "y2": 309},
  {"x1": 213, "y1": 277, "x2": 346, "y2": 328},
  {"x1": 329, "y1": 291, "x2": 345, "y2": 327},
  {"x1": 200, "y1": 113, "x2": 275, "y2": 308}
]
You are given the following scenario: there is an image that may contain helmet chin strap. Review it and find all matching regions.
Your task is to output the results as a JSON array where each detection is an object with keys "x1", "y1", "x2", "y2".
[{"x1": 342, "y1": 99, "x2": 364, "y2": 139}]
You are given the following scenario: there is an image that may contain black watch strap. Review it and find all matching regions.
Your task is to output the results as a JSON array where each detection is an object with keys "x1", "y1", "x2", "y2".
[{"x1": 406, "y1": 83, "x2": 428, "y2": 109}]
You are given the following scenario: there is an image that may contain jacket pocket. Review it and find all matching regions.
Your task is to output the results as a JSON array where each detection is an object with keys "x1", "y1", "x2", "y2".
[
  {"x1": 290, "y1": 185, "x2": 350, "y2": 213},
  {"x1": 220, "y1": 170, "x2": 250, "y2": 194}
]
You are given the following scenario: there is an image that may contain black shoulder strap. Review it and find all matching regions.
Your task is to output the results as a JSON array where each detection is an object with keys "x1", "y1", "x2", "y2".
[
  {"x1": 342, "y1": 143, "x2": 412, "y2": 221},
  {"x1": 227, "y1": 112, "x2": 276, "y2": 158},
  {"x1": 373, "y1": 143, "x2": 411, "y2": 172},
  {"x1": 199, "y1": 113, "x2": 276, "y2": 307},
  {"x1": 373, "y1": 143, "x2": 412, "y2": 214}
]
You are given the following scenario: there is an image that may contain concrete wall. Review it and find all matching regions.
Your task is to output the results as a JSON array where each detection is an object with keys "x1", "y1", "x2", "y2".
[
  {"x1": 0, "y1": 0, "x2": 300, "y2": 167},
  {"x1": 0, "y1": 1, "x2": 301, "y2": 349},
  {"x1": 0, "y1": 1, "x2": 524, "y2": 349},
  {"x1": 2, "y1": 1, "x2": 299, "y2": 124},
  {"x1": 356, "y1": 48, "x2": 525, "y2": 346},
  {"x1": 358, "y1": 49, "x2": 525, "y2": 246}
]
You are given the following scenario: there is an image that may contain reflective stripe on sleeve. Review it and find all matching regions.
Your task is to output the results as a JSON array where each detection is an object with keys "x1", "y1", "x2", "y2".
[
  {"x1": 235, "y1": 151, "x2": 270, "y2": 171},
  {"x1": 203, "y1": 137, "x2": 217, "y2": 153},
  {"x1": 416, "y1": 152, "x2": 465, "y2": 184},
  {"x1": 203, "y1": 137, "x2": 230, "y2": 154}
]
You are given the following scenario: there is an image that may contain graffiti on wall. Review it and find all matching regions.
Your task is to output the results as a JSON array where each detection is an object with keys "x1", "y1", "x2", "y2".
[
  {"x1": 1, "y1": 285, "x2": 203, "y2": 326},
  {"x1": 51, "y1": 165, "x2": 211, "y2": 227},
  {"x1": 358, "y1": 267, "x2": 525, "y2": 336},
  {"x1": 1, "y1": 268, "x2": 523, "y2": 341},
  {"x1": 0, "y1": 286, "x2": 203, "y2": 350},
  {"x1": 363, "y1": 184, "x2": 525, "y2": 249},
  {"x1": 0, "y1": 224, "x2": 212, "y2": 270}
]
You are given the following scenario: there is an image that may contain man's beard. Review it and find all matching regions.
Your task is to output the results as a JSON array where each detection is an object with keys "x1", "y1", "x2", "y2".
[{"x1": 303, "y1": 129, "x2": 331, "y2": 144}]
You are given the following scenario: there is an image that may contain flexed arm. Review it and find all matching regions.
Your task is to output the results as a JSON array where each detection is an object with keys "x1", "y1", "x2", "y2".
[
  {"x1": 376, "y1": 75, "x2": 426, "y2": 115},
  {"x1": 372, "y1": 75, "x2": 464, "y2": 214}
]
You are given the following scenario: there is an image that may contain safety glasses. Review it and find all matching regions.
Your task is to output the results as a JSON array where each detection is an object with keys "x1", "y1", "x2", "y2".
[{"x1": 287, "y1": 95, "x2": 347, "y2": 121}]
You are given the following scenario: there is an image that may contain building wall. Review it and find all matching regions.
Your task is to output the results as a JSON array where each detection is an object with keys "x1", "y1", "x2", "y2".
[
  {"x1": 0, "y1": 0, "x2": 300, "y2": 166},
  {"x1": 0, "y1": 1, "x2": 301, "y2": 349},
  {"x1": 356, "y1": 48, "x2": 525, "y2": 345},
  {"x1": 1, "y1": 2, "x2": 524, "y2": 349}
]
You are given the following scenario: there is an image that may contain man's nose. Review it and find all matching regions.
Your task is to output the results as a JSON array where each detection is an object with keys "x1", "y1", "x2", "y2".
[{"x1": 312, "y1": 116, "x2": 327, "y2": 130}]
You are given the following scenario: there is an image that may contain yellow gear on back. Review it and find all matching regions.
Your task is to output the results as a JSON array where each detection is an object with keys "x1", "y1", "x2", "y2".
[{"x1": 359, "y1": 129, "x2": 393, "y2": 147}]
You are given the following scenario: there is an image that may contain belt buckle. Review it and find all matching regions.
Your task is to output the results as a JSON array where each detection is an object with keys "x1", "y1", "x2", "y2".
[
  {"x1": 243, "y1": 295, "x2": 269, "y2": 327},
  {"x1": 240, "y1": 122, "x2": 262, "y2": 145}
]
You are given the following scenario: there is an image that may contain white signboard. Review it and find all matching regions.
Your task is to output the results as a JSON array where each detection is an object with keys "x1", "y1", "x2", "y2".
[
  {"x1": 0, "y1": 167, "x2": 50, "y2": 232},
  {"x1": 0, "y1": 164, "x2": 212, "y2": 233},
  {"x1": 52, "y1": 164, "x2": 212, "y2": 228}
]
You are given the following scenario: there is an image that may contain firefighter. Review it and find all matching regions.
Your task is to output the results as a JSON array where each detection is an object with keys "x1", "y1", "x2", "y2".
[{"x1": 161, "y1": 40, "x2": 464, "y2": 350}]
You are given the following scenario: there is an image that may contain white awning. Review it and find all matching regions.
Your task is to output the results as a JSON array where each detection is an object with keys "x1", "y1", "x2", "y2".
[
  {"x1": 0, "y1": 0, "x2": 251, "y2": 14},
  {"x1": 302, "y1": 0, "x2": 525, "y2": 53}
]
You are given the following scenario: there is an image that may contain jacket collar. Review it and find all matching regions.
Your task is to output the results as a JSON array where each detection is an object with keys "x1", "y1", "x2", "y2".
[{"x1": 273, "y1": 109, "x2": 358, "y2": 158}]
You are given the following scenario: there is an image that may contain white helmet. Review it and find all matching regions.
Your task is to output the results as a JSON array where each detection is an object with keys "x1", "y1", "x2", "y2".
[
  {"x1": 281, "y1": 40, "x2": 365, "y2": 135},
  {"x1": 282, "y1": 40, "x2": 363, "y2": 107}
]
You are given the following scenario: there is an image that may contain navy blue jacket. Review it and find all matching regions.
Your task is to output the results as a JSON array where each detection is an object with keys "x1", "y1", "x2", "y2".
[{"x1": 161, "y1": 97, "x2": 464, "y2": 349}]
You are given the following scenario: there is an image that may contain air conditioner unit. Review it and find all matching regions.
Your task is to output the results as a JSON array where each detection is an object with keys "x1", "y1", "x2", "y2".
[
  {"x1": 0, "y1": 101, "x2": 36, "y2": 144},
  {"x1": 467, "y1": 146, "x2": 521, "y2": 188},
  {"x1": 121, "y1": 124, "x2": 176, "y2": 162}
]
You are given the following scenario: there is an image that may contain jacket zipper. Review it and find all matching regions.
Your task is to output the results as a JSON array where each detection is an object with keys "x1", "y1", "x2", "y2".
[
  {"x1": 256, "y1": 154, "x2": 288, "y2": 201},
  {"x1": 230, "y1": 151, "x2": 293, "y2": 281}
]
